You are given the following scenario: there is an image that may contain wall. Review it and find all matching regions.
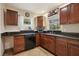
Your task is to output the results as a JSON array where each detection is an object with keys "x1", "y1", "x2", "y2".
[
  {"x1": 2, "y1": 4, "x2": 35, "y2": 49},
  {"x1": 59, "y1": 3, "x2": 79, "y2": 33},
  {"x1": 0, "y1": 34, "x2": 4, "y2": 56},
  {"x1": 60, "y1": 24, "x2": 79, "y2": 33},
  {"x1": 44, "y1": 3, "x2": 79, "y2": 33},
  {"x1": 4, "y1": 4, "x2": 35, "y2": 32},
  {"x1": 0, "y1": 3, "x2": 4, "y2": 56},
  {"x1": 43, "y1": 13, "x2": 50, "y2": 30},
  {"x1": 0, "y1": 3, "x2": 5, "y2": 33},
  {"x1": 4, "y1": 36, "x2": 13, "y2": 49}
]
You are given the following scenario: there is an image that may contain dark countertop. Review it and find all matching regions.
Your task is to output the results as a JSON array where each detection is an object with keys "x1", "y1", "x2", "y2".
[
  {"x1": 14, "y1": 33, "x2": 36, "y2": 36},
  {"x1": 1, "y1": 30, "x2": 79, "y2": 40},
  {"x1": 41, "y1": 32, "x2": 79, "y2": 40}
]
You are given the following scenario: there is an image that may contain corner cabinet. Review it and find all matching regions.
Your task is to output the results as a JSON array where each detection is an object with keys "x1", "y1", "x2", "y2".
[
  {"x1": 60, "y1": 3, "x2": 79, "y2": 24},
  {"x1": 4, "y1": 9, "x2": 18, "y2": 25},
  {"x1": 36, "y1": 33, "x2": 41, "y2": 46},
  {"x1": 40, "y1": 34, "x2": 56, "y2": 54},
  {"x1": 37, "y1": 16, "x2": 43, "y2": 27}
]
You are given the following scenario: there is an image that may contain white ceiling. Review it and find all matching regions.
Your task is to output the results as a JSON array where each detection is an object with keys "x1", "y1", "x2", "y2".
[{"x1": 5, "y1": 3, "x2": 63, "y2": 15}]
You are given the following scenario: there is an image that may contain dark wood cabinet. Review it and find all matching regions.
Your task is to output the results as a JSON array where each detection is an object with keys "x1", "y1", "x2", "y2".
[
  {"x1": 41, "y1": 35, "x2": 49, "y2": 49},
  {"x1": 36, "y1": 33, "x2": 79, "y2": 56},
  {"x1": 56, "y1": 37, "x2": 68, "y2": 56},
  {"x1": 37, "y1": 16, "x2": 43, "y2": 27},
  {"x1": 14, "y1": 35, "x2": 25, "y2": 54},
  {"x1": 40, "y1": 34, "x2": 56, "y2": 54},
  {"x1": 60, "y1": 3, "x2": 79, "y2": 24},
  {"x1": 68, "y1": 40, "x2": 79, "y2": 56},
  {"x1": 36, "y1": 33, "x2": 41, "y2": 46},
  {"x1": 60, "y1": 6, "x2": 68, "y2": 24},
  {"x1": 4, "y1": 9, "x2": 18, "y2": 25},
  {"x1": 46, "y1": 36, "x2": 56, "y2": 54},
  {"x1": 69, "y1": 3, "x2": 79, "y2": 24}
]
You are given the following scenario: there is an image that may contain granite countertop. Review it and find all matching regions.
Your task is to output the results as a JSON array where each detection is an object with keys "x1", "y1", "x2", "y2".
[
  {"x1": 14, "y1": 33, "x2": 36, "y2": 36},
  {"x1": 41, "y1": 32, "x2": 79, "y2": 40}
]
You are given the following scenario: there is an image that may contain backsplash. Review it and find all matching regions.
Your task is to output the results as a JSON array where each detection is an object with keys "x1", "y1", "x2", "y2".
[{"x1": 60, "y1": 24, "x2": 79, "y2": 33}]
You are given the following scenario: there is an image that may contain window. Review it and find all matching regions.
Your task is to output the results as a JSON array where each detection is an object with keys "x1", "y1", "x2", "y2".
[
  {"x1": 48, "y1": 14, "x2": 60, "y2": 31},
  {"x1": 24, "y1": 17, "x2": 31, "y2": 24}
]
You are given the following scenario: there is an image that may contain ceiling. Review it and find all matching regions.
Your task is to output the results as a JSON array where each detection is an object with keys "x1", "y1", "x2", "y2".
[{"x1": 5, "y1": 3, "x2": 63, "y2": 15}]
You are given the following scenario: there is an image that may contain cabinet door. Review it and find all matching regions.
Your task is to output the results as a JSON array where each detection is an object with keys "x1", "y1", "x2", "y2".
[
  {"x1": 60, "y1": 6, "x2": 68, "y2": 24},
  {"x1": 68, "y1": 40, "x2": 79, "y2": 56},
  {"x1": 56, "y1": 37, "x2": 68, "y2": 56},
  {"x1": 42, "y1": 35, "x2": 48, "y2": 48},
  {"x1": 69, "y1": 3, "x2": 79, "y2": 24},
  {"x1": 46, "y1": 36, "x2": 56, "y2": 54},
  {"x1": 36, "y1": 33, "x2": 40, "y2": 46},
  {"x1": 14, "y1": 36, "x2": 25, "y2": 54},
  {"x1": 37, "y1": 16, "x2": 43, "y2": 27},
  {"x1": 5, "y1": 9, "x2": 18, "y2": 25}
]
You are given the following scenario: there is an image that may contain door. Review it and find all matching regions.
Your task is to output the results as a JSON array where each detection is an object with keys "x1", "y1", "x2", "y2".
[
  {"x1": 14, "y1": 35, "x2": 25, "y2": 54},
  {"x1": 5, "y1": 9, "x2": 18, "y2": 25},
  {"x1": 46, "y1": 36, "x2": 56, "y2": 54},
  {"x1": 69, "y1": 3, "x2": 79, "y2": 24},
  {"x1": 60, "y1": 6, "x2": 68, "y2": 24},
  {"x1": 56, "y1": 37, "x2": 68, "y2": 56},
  {"x1": 42, "y1": 35, "x2": 48, "y2": 48},
  {"x1": 36, "y1": 33, "x2": 40, "y2": 46},
  {"x1": 68, "y1": 40, "x2": 79, "y2": 56},
  {"x1": 37, "y1": 16, "x2": 43, "y2": 27},
  {"x1": 68, "y1": 44, "x2": 79, "y2": 56}
]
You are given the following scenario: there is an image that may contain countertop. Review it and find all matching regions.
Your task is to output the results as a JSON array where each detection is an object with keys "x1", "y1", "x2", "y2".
[
  {"x1": 14, "y1": 33, "x2": 36, "y2": 36},
  {"x1": 1, "y1": 30, "x2": 79, "y2": 40},
  {"x1": 41, "y1": 32, "x2": 79, "y2": 40}
]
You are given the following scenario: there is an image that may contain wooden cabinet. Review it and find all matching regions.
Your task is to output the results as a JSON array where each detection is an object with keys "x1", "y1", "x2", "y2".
[
  {"x1": 68, "y1": 40, "x2": 79, "y2": 56},
  {"x1": 69, "y1": 3, "x2": 79, "y2": 24},
  {"x1": 60, "y1": 6, "x2": 68, "y2": 24},
  {"x1": 41, "y1": 35, "x2": 49, "y2": 49},
  {"x1": 4, "y1": 9, "x2": 18, "y2": 25},
  {"x1": 36, "y1": 33, "x2": 79, "y2": 56},
  {"x1": 46, "y1": 36, "x2": 56, "y2": 54},
  {"x1": 60, "y1": 3, "x2": 79, "y2": 24},
  {"x1": 56, "y1": 37, "x2": 68, "y2": 56},
  {"x1": 37, "y1": 16, "x2": 43, "y2": 27},
  {"x1": 36, "y1": 33, "x2": 41, "y2": 46},
  {"x1": 14, "y1": 35, "x2": 25, "y2": 54},
  {"x1": 40, "y1": 34, "x2": 56, "y2": 54}
]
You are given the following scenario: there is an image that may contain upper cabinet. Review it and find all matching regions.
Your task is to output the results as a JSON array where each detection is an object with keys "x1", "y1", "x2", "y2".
[
  {"x1": 4, "y1": 9, "x2": 18, "y2": 25},
  {"x1": 69, "y1": 3, "x2": 79, "y2": 24},
  {"x1": 60, "y1": 3, "x2": 79, "y2": 24},
  {"x1": 37, "y1": 16, "x2": 43, "y2": 27},
  {"x1": 60, "y1": 6, "x2": 68, "y2": 24}
]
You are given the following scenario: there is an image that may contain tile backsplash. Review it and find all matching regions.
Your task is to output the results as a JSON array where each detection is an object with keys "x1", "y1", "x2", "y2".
[{"x1": 60, "y1": 24, "x2": 79, "y2": 33}]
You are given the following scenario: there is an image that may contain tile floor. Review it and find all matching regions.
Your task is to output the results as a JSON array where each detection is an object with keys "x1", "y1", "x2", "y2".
[{"x1": 15, "y1": 47, "x2": 54, "y2": 56}]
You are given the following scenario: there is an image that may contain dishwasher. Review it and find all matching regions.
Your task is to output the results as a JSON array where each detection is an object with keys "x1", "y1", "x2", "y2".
[{"x1": 24, "y1": 33, "x2": 36, "y2": 50}]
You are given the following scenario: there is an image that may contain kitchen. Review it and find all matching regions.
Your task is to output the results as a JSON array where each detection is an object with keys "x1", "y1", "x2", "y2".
[{"x1": 0, "y1": 3, "x2": 79, "y2": 56}]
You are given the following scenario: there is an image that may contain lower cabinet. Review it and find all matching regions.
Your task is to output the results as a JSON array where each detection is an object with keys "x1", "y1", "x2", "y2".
[
  {"x1": 56, "y1": 37, "x2": 68, "y2": 56},
  {"x1": 36, "y1": 33, "x2": 40, "y2": 46},
  {"x1": 68, "y1": 40, "x2": 79, "y2": 56},
  {"x1": 46, "y1": 36, "x2": 56, "y2": 54},
  {"x1": 40, "y1": 35, "x2": 56, "y2": 54},
  {"x1": 14, "y1": 35, "x2": 25, "y2": 54},
  {"x1": 36, "y1": 33, "x2": 79, "y2": 56}
]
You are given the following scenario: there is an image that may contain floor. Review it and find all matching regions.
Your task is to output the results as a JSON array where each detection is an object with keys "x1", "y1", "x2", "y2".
[{"x1": 4, "y1": 47, "x2": 54, "y2": 56}]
